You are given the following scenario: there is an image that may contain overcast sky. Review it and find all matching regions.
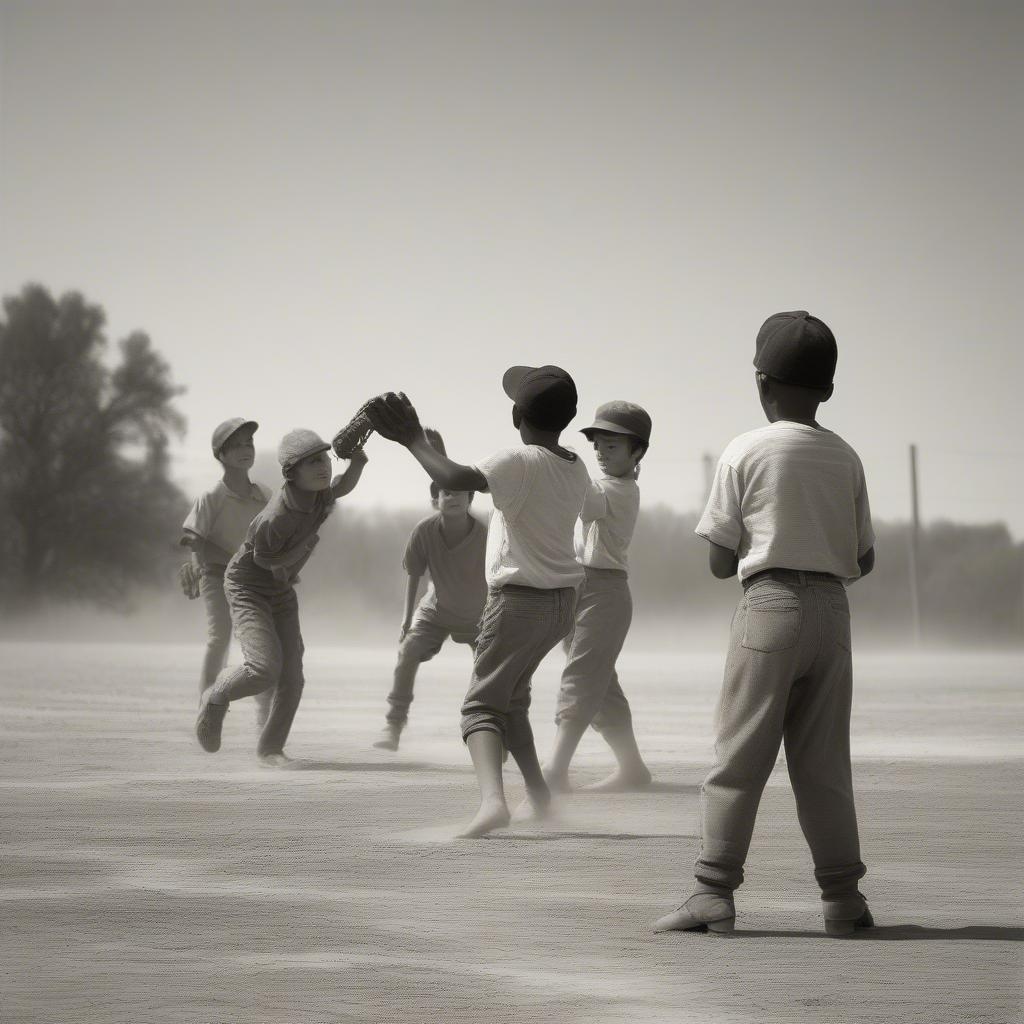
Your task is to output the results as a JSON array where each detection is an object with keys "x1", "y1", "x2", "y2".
[{"x1": 2, "y1": 1, "x2": 1021, "y2": 534}]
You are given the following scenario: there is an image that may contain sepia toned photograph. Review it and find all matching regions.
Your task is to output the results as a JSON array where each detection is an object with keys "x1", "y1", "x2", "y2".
[{"x1": 1, "y1": 2, "x2": 1021, "y2": 1022}]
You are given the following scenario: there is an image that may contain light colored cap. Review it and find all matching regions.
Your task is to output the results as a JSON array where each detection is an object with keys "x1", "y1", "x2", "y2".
[
  {"x1": 580, "y1": 401, "x2": 652, "y2": 444},
  {"x1": 211, "y1": 417, "x2": 258, "y2": 457},
  {"x1": 277, "y1": 428, "x2": 331, "y2": 471}
]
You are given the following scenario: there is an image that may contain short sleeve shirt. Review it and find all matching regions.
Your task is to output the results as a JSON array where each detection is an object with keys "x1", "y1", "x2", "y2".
[
  {"x1": 181, "y1": 480, "x2": 271, "y2": 565},
  {"x1": 228, "y1": 483, "x2": 336, "y2": 586},
  {"x1": 577, "y1": 475, "x2": 640, "y2": 572},
  {"x1": 403, "y1": 513, "x2": 488, "y2": 626},
  {"x1": 696, "y1": 421, "x2": 875, "y2": 582},
  {"x1": 473, "y1": 445, "x2": 591, "y2": 589}
]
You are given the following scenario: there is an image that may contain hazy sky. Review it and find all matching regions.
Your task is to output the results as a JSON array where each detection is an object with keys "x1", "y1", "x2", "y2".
[{"x1": 3, "y1": 1, "x2": 1022, "y2": 534}]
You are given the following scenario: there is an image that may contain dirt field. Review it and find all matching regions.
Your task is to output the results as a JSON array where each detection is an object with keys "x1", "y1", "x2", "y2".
[{"x1": 2, "y1": 641, "x2": 1022, "y2": 1024}]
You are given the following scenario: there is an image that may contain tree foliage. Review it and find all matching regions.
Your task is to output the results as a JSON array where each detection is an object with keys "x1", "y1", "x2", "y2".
[{"x1": 0, "y1": 284, "x2": 188, "y2": 610}]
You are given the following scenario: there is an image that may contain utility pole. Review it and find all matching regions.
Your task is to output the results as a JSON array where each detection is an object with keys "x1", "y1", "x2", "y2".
[{"x1": 908, "y1": 443, "x2": 922, "y2": 644}]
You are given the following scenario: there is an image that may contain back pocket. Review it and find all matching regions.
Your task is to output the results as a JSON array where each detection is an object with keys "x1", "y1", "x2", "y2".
[{"x1": 741, "y1": 585, "x2": 802, "y2": 653}]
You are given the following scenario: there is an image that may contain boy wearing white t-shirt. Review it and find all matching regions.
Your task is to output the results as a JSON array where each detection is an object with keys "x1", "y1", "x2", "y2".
[
  {"x1": 654, "y1": 311, "x2": 877, "y2": 938},
  {"x1": 368, "y1": 367, "x2": 590, "y2": 838},
  {"x1": 544, "y1": 401, "x2": 654, "y2": 793}
]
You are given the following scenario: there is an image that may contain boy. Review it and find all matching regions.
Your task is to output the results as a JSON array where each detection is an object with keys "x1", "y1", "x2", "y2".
[
  {"x1": 195, "y1": 428, "x2": 368, "y2": 765},
  {"x1": 654, "y1": 311, "x2": 876, "y2": 936},
  {"x1": 368, "y1": 366, "x2": 590, "y2": 837},
  {"x1": 180, "y1": 418, "x2": 271, "y2": 714},
  {"x1": 373, "y1": 479, "x2": 487, "y2": 751},
  {"x1": 543, "y1": 401, "x2": 653, "y2": 792}
]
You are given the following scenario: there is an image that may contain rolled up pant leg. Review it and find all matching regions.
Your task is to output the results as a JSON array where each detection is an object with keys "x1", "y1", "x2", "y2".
[
  {"x1": 386, "y1": 615, "x2": 449, "y2": 725},
  {"x1": 199, "y1": 566, "x2": 232, "y2": 694},
  {"x1": 785, "y1": 584, "x2": 865, "y2": 897},
  {"x1": 257, "y1": 589, "x2": 305, "y2": 757},
  {"x1": 209, "y1": 585, "x2": 282, "y2": 705},
  {"x1": 695, "y1": 581, "x2": 804, "y2": 891},
  {"x1": 462, "y1": 587, "x2": 576, "y2": 750},
  {"x1": 556, "y1": 572, "x2": 633, "y2": 732}
]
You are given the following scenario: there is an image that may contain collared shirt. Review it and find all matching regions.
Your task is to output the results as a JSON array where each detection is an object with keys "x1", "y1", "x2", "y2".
[
  {"x1": 576, "y1": 474, "x2": 640, "y2": 572},
  {"x1": 473, "y1": 445, "x2": 590, "y2": 590},
  {"x1": 228, "y1": 483, "x2": 336, "y2": 586},
  {"x1": 181, "y1": 479, "x2": 271, "y2": 566},
  {"x1": 404, "y1": 513, "x2": 488, "y2": 626},
  {"x1": 696, "y1": 421, "x2": 875, "y2": 583}
]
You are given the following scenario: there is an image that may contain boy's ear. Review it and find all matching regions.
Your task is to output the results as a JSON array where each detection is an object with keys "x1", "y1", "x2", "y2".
[{"x1": 820, "y1": 383, "x2": 834, "y2": 403}]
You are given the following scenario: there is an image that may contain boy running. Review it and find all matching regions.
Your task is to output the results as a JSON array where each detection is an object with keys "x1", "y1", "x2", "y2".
[
  {"x1": 195, "y1": 429, "x2": 368, "y2": 765},
  {"x1": 368, "y1": 367, "x2": 589, "y2": 837},
  {"x1": 654, "y1": 311, "x2": 876, "y2": 936}
]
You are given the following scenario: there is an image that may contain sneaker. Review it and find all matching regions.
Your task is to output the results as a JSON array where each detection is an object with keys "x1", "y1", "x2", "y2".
[
  {"x1": 258, "y1": 751, "x2": 292, "y2": 768},
  {"x1": 822, "y1": 893, "x2": 875, "y2": 936},
  {"x1": 373, "y1": 724, "x2": 402, "y2": 751},
  {"x1": 196, "y1": 696, "x2": 228, "y2": 752},
  {"x1": 652, "y1": 890, "x2": 736, "y2": 933}
]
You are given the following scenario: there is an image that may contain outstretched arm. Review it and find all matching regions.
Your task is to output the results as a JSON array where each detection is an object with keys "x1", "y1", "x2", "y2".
[{"x1": 370, "y1": 392, "x2": 487, "y2": 492}]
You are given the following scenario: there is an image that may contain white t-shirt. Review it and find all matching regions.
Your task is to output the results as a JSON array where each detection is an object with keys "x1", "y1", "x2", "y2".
[
  {"x1": 577, "y1": 475, "x2": 640, "y2": 572},
  {"x1": 696, "y1": 421, "x2": 875, "y2": 583},
  {"x1": 474, "y1": 445, "x2": 591, "y2": 589}
]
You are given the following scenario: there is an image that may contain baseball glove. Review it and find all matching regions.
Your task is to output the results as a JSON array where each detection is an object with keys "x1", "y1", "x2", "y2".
[
  {"x1": 178, "y1": 561, "x2": 201, "y2": 600},
  {"x1": 332, "y1": 399, "x2": 377, "y2": 459},
  {"x1": 365, "y1": 391, "x2": 425, "y2": 446}
]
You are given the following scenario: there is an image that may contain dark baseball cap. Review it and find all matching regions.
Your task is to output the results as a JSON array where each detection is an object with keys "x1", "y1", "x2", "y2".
[
  {"x1": 502, "y1": 365, "x2": 578, "y2": 430},
  {"x1": 754, "y1": 311, "x2": 837, "y2": 388},
  {"x1": 581, "y1": 400, "x2": 652, "y2": 444}
]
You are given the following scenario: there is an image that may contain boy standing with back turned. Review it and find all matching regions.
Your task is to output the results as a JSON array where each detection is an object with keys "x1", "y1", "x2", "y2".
[
  {"x1": 654, "y1": 311, "x2": 876, "y2": 937},
  {"x1": 369, "y1": 368, "x2": 589, "y2": 837}
]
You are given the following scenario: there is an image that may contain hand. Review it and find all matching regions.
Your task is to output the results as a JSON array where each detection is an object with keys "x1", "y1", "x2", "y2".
[
  {"x1": 367, "y1": 392, "x2": 425, "y2": 447},
  {"x1": 347, "y1": 447, "x2": 369, "y2": 467},
  {"x1": 178, "y1": 562, "x2": 201, "y2": 600}
]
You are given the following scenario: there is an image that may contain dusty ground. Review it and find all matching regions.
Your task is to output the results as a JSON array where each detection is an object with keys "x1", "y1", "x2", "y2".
[{"x1": 2, "y1": 641, "x2": 1022, "y2": 1024}]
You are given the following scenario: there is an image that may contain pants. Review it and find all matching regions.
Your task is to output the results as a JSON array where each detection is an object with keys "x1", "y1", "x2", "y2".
[
  {"x1": 555, "y1": 567, "x2": 633, "y2": 733},
  {"x1": 461, "y1": 585, "x2": 577, "y2": 750},
  {"x1": 198, "y1": 565, "x2": 272, "y2": 721},
  {"x1": 386, "y1": 606, "x2": 479, "y2": 725},
  {"x1": 208, "y1": 578, "x2": 305, "y2": 757},
  {"x1": 695, "y1": 569, "x2": 866, "y2": 897}
]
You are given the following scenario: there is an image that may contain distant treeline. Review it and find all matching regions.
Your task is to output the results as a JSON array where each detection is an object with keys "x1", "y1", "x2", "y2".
[{"x1": 297, "y1": 503, "x2": 1024, "y2": 646}]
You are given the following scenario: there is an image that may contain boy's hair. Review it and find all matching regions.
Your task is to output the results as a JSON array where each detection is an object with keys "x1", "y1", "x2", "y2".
[{"x1": 431, "y1": 483, "x2": 475, "y2": 503}]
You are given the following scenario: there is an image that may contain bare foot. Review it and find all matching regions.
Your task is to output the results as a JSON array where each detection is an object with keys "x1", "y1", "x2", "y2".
[
  {"x1": 258, "y1": 751, "x2": 293, "y2": 768},
  {"x1": 580, "y1": 765, "x2": 653, "y2": 792},
  {"x1": 456, "y1": 797, "x2": 511, "y2": 838},
  {"x1": 512, "y1": 787, "x2": 553, "y2": 823},
  {"x1": 541, "y1": 766, "x2": 572, "y2": 793}
]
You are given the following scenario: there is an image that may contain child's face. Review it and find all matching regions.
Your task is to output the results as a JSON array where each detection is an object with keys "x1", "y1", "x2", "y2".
[
  {"x1": 592, "y1": 432, "x2": 640, "y2": 478},
  {"x1": 437, "y1": 489, "x2": 471, "y2": 516},
  {"x1": 292, "y1": 450, "x2": 333, "y2": 491},
  {"x1": 219, "y1": 429, "x2": 256, "y2": 470}
]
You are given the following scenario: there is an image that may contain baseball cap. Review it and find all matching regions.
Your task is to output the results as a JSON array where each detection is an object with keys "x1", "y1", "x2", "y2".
[
  {"x1": 211, "y1": 417, "x2": 258, "y2": 457},
  {"x1": 277, "y1": 428, "x2": 331, "y2": 472},
  {"x1": 501, "y1": 364, "x2": 578, "y2": 430},
  {"x1": 753, "y1": 311, "x2": 837, "y2": 388},
  {"x1": 581, "y1": 401, "x2": 652, "y2": 444}
]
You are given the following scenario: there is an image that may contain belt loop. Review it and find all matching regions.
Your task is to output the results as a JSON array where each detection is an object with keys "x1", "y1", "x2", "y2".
[{"x1": 797, "y1": 570, "x2": 806, "y2": 585}]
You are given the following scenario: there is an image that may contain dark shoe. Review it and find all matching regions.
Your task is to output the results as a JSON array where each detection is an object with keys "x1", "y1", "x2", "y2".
[
  {"x1": 823, "y1": 893, "x2": 875, "y2": 936},
  {"x1": 373, "y1": 723, "x2": 402, "y2": 751},
  {"x1": 653, "y1": 891, "x2": 736, "y2": 933},
  {"x1": 196, "y1": 697, "x2": 228, "y2": 752}
]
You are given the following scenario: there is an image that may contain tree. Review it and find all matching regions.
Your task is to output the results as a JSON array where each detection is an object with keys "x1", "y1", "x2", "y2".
[{"x1": 0, "y1": 284, "x2": 188, "y2": 610}]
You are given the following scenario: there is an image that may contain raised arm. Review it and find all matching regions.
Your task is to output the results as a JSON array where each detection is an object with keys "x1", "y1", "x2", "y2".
[
  {"x1": 330, "y1": 448, "x2": 369, "y2": 499},
  {"x1": 370, "y1": 392, "x2": 486, "y2": 492}
]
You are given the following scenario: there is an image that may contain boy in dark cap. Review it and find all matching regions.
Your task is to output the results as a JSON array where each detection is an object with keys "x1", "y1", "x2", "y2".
[
  {"x1": 543, "y1": 400, "x2": 654, "y2": 792},
  {"x1": 195, "y1": 428, "x2": 368, "y2": 764},
  {"x1": 369, "y1": 368, "x2": 590, "y2": 837},
  {"x1": 654, "y1": 311, "x2": 876, "y2": 937}
]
